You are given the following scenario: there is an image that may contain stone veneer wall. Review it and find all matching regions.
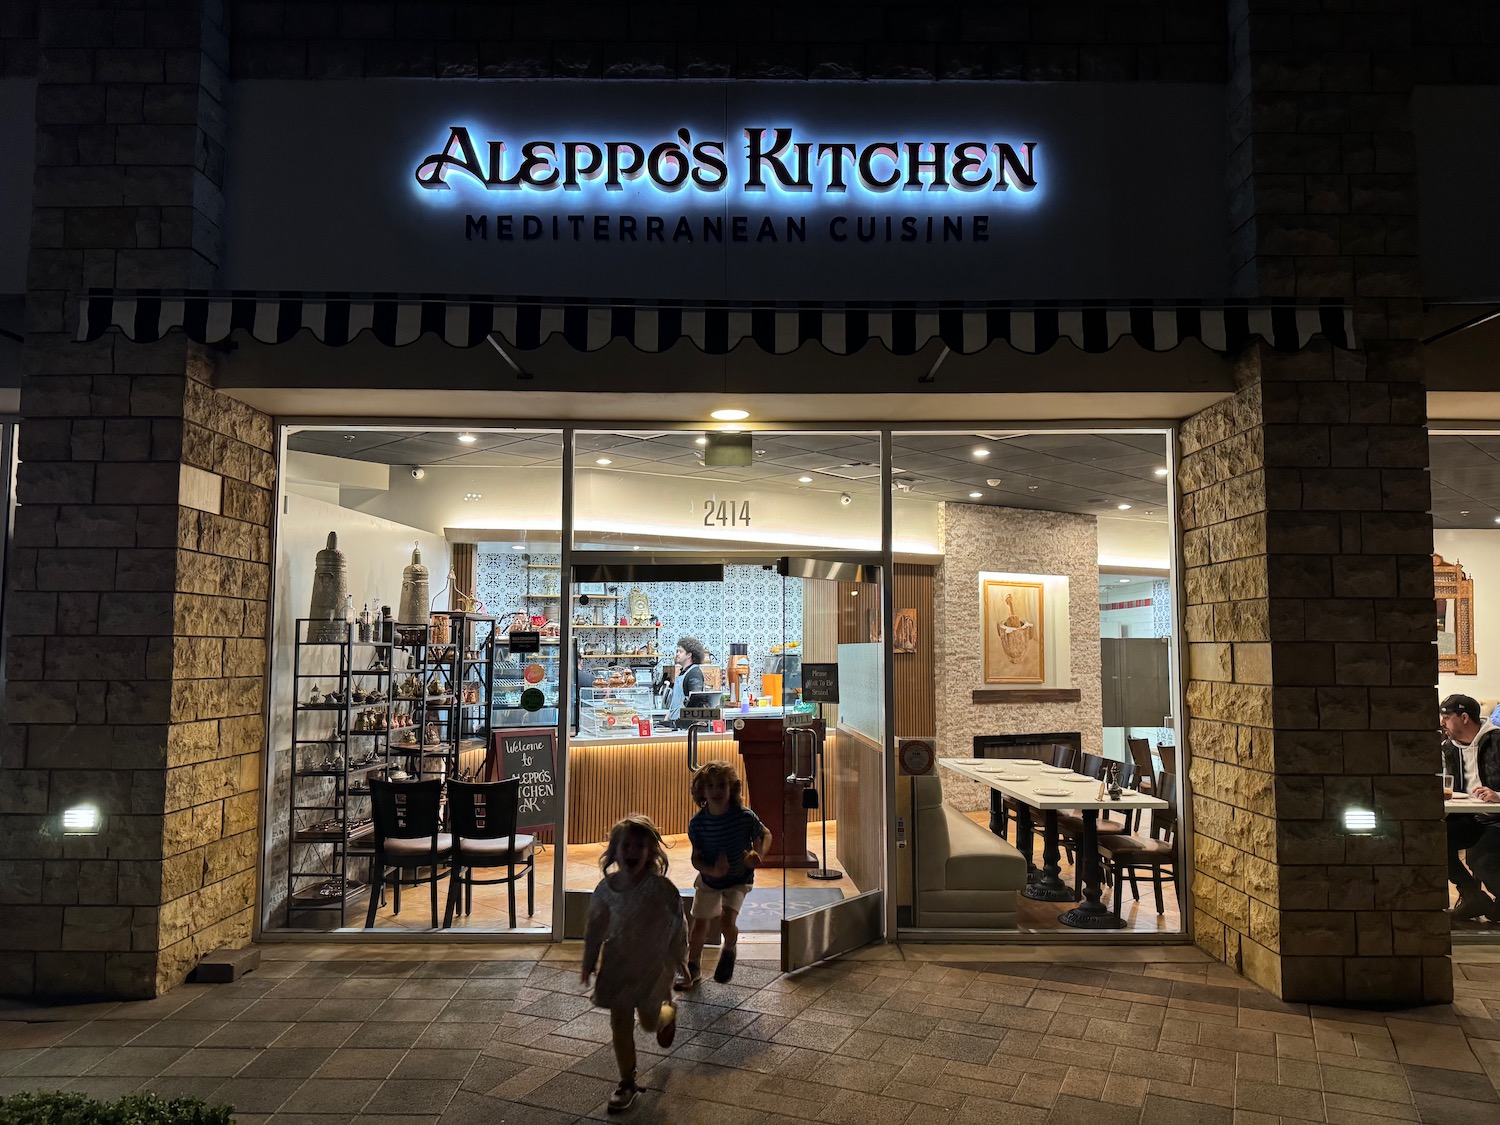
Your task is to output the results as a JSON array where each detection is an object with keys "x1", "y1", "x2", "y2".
[
  {"x1": 0, "y1": 0, "x2": 273, "y2": 998},
  {"x1": 933, "y1": 502, "x2": 1102, "y2": 812},
  {"x1": 1179, "y1": 0, "x2": 1447, "y2": 1005}
]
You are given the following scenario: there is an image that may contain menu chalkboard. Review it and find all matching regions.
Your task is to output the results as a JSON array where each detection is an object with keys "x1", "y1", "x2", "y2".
[
  {"x1": 801, "y1": 663, "x2": 839, "y2": 703},
  {"x1": 491, "y1": 728, "x2": 557, "y2": 833}
]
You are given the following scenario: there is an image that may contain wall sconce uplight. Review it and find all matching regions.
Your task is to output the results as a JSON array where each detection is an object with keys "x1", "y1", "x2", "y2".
[
  {"x1": 1342, "y1": 808, "x2": 1377, "y2": 834},
  {"x1": 62, "y1": 805, "x2": 102, "y2": 835}
]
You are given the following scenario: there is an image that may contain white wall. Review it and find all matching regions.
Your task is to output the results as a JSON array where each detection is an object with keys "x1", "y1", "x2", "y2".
[{"x1": 1435, "y1": 529, "x2": 1500, "y2": 703}]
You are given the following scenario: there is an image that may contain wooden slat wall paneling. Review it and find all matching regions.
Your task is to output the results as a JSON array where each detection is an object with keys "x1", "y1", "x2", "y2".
[{"x1": 892, "y1": 564, "x2": 935, "y2": 739}]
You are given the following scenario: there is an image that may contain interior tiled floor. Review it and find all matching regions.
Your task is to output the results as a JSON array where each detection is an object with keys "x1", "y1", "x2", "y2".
[
  {"x1": 1, "y1": 943, "x2": 1498, "y2": 1124},
  {"x1": 352, "y1": 815, "x2": 1186, "y2": 936}
]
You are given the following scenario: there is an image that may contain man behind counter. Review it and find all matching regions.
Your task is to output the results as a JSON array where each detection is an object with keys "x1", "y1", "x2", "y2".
[
  {"x1": 666, "y1": 636, "x2": 708, "y2": 729},
  {"x1": 1440, "y1": 693, "x2": 1500, "y2": 921}
]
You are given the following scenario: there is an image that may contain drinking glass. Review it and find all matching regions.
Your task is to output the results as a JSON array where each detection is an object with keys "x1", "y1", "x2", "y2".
[{"x1": 1442, "y1": 770, "x2": 1455, "y2": 800}]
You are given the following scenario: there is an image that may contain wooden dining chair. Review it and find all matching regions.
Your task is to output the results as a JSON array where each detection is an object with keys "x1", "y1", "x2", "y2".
[
  {"x1": 444, "y1": 778, "x2": 536, "y2": 929},
  {"x1": 1050, "y1": 744, "x2": 1077, "y2": 770},
  {"x1": 1158, "y1": 743, "x2": 1177, "y2": 777},
  {"x1": 1126, "y1": 738, "x2": 1156, "y2": 794},
  {"x1": 1098, "y1": 770, "x2": 1179, "y2": 916},
  {"x1": 1057, "y1": 755, "x2": 1132, "y2": 889},
  {"x1": 366, "y1": 778, "x2": 452, "y2": 929}
]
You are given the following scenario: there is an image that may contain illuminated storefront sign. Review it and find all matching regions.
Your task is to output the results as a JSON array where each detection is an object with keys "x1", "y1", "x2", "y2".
[
  {"x1": 415, "y1": 126, "x2": 1039, "y2": 196},
  {"x1": 414, "y1": 123, "x2": 1040, "y2": 247}
]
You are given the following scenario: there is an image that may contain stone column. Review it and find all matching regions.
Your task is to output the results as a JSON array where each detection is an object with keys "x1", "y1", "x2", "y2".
[
  {"x1": 1180, "y1": 0, "x2": 1447, "y2": 1005},
  {"x1": 0, "y1": 0, "x2": 273, "y2": 999}
]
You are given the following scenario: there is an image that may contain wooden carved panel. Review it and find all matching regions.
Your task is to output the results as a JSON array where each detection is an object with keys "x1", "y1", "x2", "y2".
[{"x1": 1435, "y1": 553, "x2": 1477, "y2": 675}]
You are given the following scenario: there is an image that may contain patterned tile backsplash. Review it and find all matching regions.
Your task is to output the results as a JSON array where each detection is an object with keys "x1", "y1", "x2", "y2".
[{"x1": 476, "y1": 548, "x2": 802, "y2": 692}]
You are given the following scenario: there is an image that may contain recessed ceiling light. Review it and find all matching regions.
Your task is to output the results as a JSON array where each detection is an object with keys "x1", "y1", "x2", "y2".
[
  {"x1": 972, "y1": 448, "x2": 990, "y2": 458},
  {"x1": 1118, "y1": 578, "x2": 1130, "y2": 583},
  {"x1": 1493, "y1": 516, "x2": 1500, "y2": 524},
  {"x1": 850, "y1": 590, "x2": 859, "y2": 597},
  {"x1": 343, "y1": 434, "x2": 355, "y2": 442},
  {"x1": 458, "y1": 433, "x2": 477, "y2": 444},
  {"x1": 1460, "y1": 510, "x2": 1470, "y2": 515},
  {"x1": 511, "y1": 544, "x2": 526, "y2": 550},
  {"x1": 463, "y1": 492, "x2": 482, "y2": 501},
  {"x1": 755, "y1": 448, "x2": 766, "y2": 455},
  {"x1": 632, "y1": 545, "x2": 641, "y2": 550},
  {"x1": 1153, "y1": 467, "x2": 1168, "y2": 477},
  {"x1": 1117, "y1": 503, "x2": 1132, "y2": 510},
  {"x1": 1027, "y1": 485, "x2": 1038, "y2": 491},
  {"x1": 798, "y1": 476, "x2": 813, "y2": 483},
  {"x1": 595, "y1": 457, "x2": 612, "y2": 466},
  {"x1": 695, "y1": 437, "x2": 707, "y2": 445},
  {"x1": 710, "y1": 408, "x2": 749, "y2": 421},
  {"x1": 969, "y1": 491, "x2": 983, "y2": 498}
]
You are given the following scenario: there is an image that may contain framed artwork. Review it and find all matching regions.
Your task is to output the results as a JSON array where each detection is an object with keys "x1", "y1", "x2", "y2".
[
  {"x1": 1434, "y1": 553, "x2": 1477, "y2": 675},
  {"x1": 894, "y1": 608, "x2": 918, "y2": 653},
  {"x1": 982, "y1": 580, "x2": 1045, "y2": 684}
]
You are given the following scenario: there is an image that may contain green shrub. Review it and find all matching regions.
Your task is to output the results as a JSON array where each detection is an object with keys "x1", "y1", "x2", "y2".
[{"x1": 0, "y1": 1091, "x2": 231, "y2": 1125}]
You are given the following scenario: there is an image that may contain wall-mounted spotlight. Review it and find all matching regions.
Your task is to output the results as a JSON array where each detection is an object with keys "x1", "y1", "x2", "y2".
[{"x1": 410, "y1": 467, "x2": 425, "y2": 480}]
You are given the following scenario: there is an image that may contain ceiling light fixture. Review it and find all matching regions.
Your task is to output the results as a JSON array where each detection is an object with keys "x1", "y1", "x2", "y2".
[
  {"x1": 1118, "y1": 578, "x2": 1130, "y2": 583},
  {"x1": 985, "y1": 478, "x2": 1001, "y2": 487},
  {"x1": 463, "y1": 492, "x2": 481, "y2": 502},
  {"x1": 969, "y1": 491, "x2": 983, "y2": 498},
  {"x1": 1153, "y1": 467, "x2": 1169, "y2": 477},
  {"x1": 1027, "y1": 485, "x2": 1039, "y2": 491},
  {"x1": 798, "y1": 476, "x2": 813, "y2": 483},
  {"x1": 1117, "y1": 503, "x2": 1132, "y2": 510},
  {"x1": 710, "y1": 408, "x2": 749, "y2": 421},
  {"x1": 695, "y1": 437, "x2": 707, "y2": 445},
  {"x1": 458, "y1": 433, "x2": 477, "y2": 444},
  {"x1": 595, "y1": 457, "x2": 613, "y2": 466},
  {"x1": 1461, "y1": 510, "x2": 1470, "y2": 515},
  {"x1": 972, "y1": 448, "x2": 990, "y2": 457},
  {"x1": 512, "y1": 544, "x2": 526, "y2": 550}
]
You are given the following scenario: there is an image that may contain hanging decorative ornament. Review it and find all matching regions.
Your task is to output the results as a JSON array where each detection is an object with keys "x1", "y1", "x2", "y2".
[
  {"x1": 397, "y1": 543, "x2": 430, "y2": 637},
  {"x1": 307, "y1": 532, "x2": 349, "y2": 642}
]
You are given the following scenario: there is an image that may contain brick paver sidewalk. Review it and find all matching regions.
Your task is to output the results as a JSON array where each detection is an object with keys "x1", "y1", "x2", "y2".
[{"x1": 0, "y1": 944, "x2": 1497, "y2": 1123}]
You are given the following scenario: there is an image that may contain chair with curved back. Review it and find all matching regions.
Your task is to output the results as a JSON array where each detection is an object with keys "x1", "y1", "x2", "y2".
[
  {"x1": 1058, "y1": 755, "x2": 1134, "y2": 890},
  {"x1": 1098, "y1": 770, "x2": 1180, "y2": 916},
  {"x1": 1158, "y1": 743, "x2": 1177, "y2": 778},
  {"x1": 444, "y1": 777, "x2": 536, "y2": 929},
  {"x1": 1126, "y1": 738, "x2": 1156, "y2": 794},
  {"x1": 366, "y1": 778, "x2": 452, "y2": 929}
]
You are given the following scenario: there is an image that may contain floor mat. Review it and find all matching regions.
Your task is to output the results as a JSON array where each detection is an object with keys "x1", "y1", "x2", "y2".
[{"x1": 732, "y1": 887, "x2": 845, "y2": 933}]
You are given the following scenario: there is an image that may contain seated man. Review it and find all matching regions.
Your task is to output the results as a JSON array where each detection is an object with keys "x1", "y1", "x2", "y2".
[{"x1": 1440, "y1": 694, "x2": 1500, "y2": 920}]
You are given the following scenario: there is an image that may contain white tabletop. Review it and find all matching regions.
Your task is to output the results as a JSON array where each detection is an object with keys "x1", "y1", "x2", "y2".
[
  {"x1": 1446, "y1": 793, "x2": 1498, "y2": 814},
  {"x1": 941, "y1": 757, "x2": 1167, "y2": 811}
]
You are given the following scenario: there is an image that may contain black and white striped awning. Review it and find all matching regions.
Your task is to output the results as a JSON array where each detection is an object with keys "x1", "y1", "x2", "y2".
[{"x1": 78, "y1": 291, "x2": 1355, "y2": 356}]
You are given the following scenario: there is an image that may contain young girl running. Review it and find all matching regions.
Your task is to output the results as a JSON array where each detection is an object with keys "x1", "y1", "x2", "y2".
[
  {"x1": 581, "y1": 814, "x2": 686, "y2": 1113},
  {"x1": 677, "y1": 759, "x2": 771, "y2": 990}
]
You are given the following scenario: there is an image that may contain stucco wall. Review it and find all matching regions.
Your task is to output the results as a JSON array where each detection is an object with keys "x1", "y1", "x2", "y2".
[{"x1": 933, "y1": 502, "x2": 1102, "y2": 811}]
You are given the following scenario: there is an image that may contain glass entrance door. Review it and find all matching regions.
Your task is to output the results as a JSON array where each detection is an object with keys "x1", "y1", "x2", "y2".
[{"x1": 776, "y1": 557, "x2": 886, "y2": 971}]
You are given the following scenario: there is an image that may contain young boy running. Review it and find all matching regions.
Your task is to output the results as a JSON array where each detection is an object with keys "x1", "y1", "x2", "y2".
[{"x1": 677, "y1": 759, "x2": 770, "y2": 989}]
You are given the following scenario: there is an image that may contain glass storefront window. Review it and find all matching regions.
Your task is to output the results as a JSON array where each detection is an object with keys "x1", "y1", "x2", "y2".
[
  {"x1": 891, "y1": 429, "x2": 1183, "y2": 935},
  {"x1": 264, "y1": 426, "x2": 562, "y2": 934}
]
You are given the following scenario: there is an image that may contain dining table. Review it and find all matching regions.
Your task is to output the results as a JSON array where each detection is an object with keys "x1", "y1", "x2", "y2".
[
  {"x1": 940, "y1": 756, "x2": 1168, "y2": 930},
  {"x1": 1446, "y1": 792, "x2": 1497, "y2": 814}
]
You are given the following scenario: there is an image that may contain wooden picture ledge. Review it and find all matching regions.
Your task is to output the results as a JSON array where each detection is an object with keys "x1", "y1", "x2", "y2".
[{"x1": 972, "y1": 688, "x2": 1082, "y2": 704}]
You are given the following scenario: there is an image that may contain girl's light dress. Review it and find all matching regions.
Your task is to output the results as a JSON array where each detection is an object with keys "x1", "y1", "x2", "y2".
[{"x1": 584, "y1": 871, "x2": 686, "y2": 1013}]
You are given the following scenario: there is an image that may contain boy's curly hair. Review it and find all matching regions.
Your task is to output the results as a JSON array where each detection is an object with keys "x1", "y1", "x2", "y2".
[{"x1": 690, "y1": 759, "x2": 744, "y2": 809}]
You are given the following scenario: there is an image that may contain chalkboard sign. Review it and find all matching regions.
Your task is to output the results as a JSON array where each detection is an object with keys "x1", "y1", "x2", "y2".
[
  {"x1": 802, "y1": 663, "x2": 839, "y2": 703},
  {"x1": 491, "y1": 728, "x2": 557, "y2": 834}
]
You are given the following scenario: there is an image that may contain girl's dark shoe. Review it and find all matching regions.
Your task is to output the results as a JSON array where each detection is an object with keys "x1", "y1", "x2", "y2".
[
  {"x1": 673, "y1": 961, "x2": 702, "y2": 991},
  {"x1": 608, "y1": 1080, "x2": 639, "y2": 1113}
]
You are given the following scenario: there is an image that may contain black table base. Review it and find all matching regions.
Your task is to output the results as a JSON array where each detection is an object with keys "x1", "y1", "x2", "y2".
[
  {"x1": 1058, "y1": 808, "x2": 1128, "y2": 929},
  {"x1": 1015, "y1": 804, "x2": 1078, "y2": 903}
]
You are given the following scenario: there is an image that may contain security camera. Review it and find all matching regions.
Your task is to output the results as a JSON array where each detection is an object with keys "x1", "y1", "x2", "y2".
[
  {"x1": 986, "y1": 478, "x2": 1002, "y2": 487},
  {"x1": 840, "y1": 492, "x2": 852, "y2": 506},
  {"x1": 411, "y1": 467, "x2": 425, "y2": 480}
]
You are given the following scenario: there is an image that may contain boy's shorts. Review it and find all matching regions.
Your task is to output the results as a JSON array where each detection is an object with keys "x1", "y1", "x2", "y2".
[{"x1": 691, "y1": 876, "x2": 752, "y2": 919}]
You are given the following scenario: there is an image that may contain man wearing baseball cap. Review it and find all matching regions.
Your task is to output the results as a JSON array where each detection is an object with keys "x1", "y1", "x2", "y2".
[{"x1": 1440, "y1": 694, "x2": 1500, "y2": 921}]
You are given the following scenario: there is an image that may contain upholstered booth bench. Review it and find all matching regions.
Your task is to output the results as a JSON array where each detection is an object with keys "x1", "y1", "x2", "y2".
[{"x1": 912, "y1": 774, "x2": 1028, "y2": 928}]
